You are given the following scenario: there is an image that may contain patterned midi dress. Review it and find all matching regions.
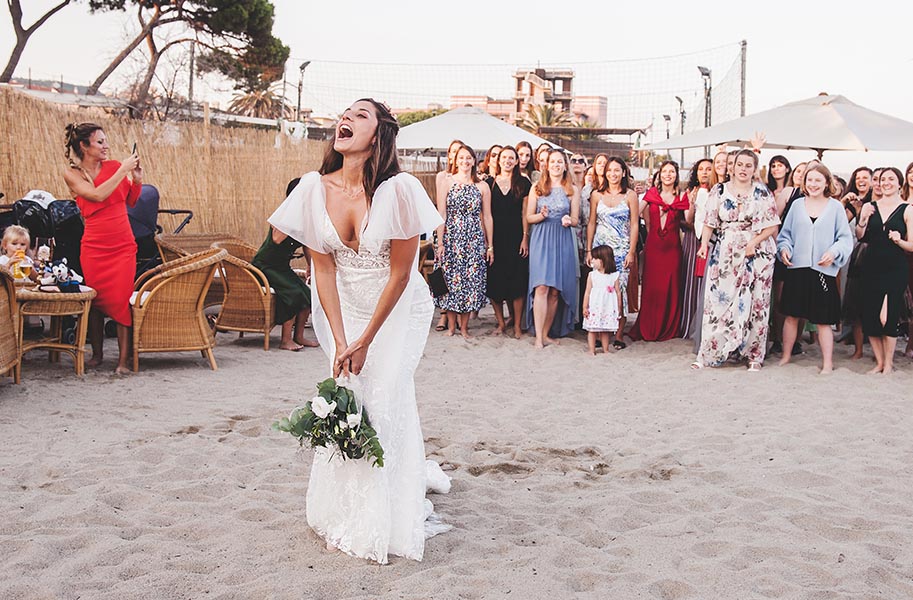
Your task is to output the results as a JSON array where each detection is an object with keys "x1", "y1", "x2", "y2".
[
  {"x1": 434, "y1": 182, "x2": 487, "y2": 313},
  {"x1": 592, "y1": 200, "x2": 632, "y2": 315},
  {"x1": 697, "y1": 182, "x2": 780, "y2": 367}
]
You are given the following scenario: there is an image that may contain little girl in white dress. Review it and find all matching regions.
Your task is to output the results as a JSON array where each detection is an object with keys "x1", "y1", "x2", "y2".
[{"x1": 582, "y1": 245, "x2": 623, "y2": 354}]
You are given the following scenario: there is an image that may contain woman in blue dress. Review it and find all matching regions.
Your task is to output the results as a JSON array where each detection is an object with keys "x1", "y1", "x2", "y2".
[{"x1": 525, "y1": 149, "x2": 580, "y2": 348}]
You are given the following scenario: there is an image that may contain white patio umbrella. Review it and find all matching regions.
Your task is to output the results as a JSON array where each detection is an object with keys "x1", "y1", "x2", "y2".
[
  {"x1": 396, "y1": 106, "x2": 555, "y2": 152},
  {"x1": 645, "y1": 94, "x2": 913, "y2": 158}
]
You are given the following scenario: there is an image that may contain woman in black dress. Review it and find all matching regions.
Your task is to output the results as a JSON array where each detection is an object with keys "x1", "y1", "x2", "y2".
[
  {"x1": 486, "y1": 145, "x2": 531, "y2": 338},
  {"x1": 479, "y1": 145, "x2": 502, "y2": 184},
  {"x1": 252, "y1": 178, "x2": 319, "y2": 351},
  {"x1": 856, "y1": 167, "x2": 913, "y2": 374}
]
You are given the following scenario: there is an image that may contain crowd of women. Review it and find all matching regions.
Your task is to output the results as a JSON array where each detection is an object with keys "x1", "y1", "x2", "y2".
[{"x1": 431, "y1": 137, "x2": 913, "y2": 374}]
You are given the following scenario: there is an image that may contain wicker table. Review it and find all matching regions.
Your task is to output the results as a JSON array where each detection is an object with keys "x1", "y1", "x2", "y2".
[{"x1": 16, "y1": 286, "x2": 96, "y2": 376}]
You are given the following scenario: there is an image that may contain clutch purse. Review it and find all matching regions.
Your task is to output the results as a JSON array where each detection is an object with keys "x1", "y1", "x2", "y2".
[
  {"x1": 428, "y1": 267, "x2": 448, "y2": 297},
  {"x1": 695, "y1": 256, "x2": 707, "y2": 278}
]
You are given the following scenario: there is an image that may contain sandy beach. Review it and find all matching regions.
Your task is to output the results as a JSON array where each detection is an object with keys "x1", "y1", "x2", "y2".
[{"x1": 2, "y1": 314, "x2": 913, "y2": 599}]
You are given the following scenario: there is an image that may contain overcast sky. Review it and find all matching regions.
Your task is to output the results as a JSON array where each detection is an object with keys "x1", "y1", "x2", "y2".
[{"x1": 3, "y1": 0, "x2": 912, "y2": 172}]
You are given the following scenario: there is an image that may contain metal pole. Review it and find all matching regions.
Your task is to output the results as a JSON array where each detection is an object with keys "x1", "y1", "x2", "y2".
[
  {"x1": 698, "y1": 66, "x2": 712, "y2": 158},
  {"x1": 297, "y1": 61, "x2": 311, "y2": 123},
  {"x1": 675, "y1": 96, "x2": 685, "y2": 166},
  {"x1": 282, "y1": 67, "x2": 287, "y2": 119},
  {"x1": 707, "y1": 77, "x2": 712, "y2": 129},
  {"x1": 188, "y1": 42, "x2": 195, "y2": 107},
  {"x1": 740, "y1": 40, "x2": 747, "y2": 117}
]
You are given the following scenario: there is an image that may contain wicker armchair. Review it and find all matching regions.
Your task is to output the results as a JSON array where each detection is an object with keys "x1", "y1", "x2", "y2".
[
  {"x1": 154, "y1": 232, "x2": 243, "y2": 307},
  {"x1": 0, "y1": 268, "x2": 20, "y2": 383},
  {"x1": 131, "y1": 248, "x2": 227, "y2": 372},
  {"x1": 211, "y1": 241, "x2": 275, "y2": 350}
]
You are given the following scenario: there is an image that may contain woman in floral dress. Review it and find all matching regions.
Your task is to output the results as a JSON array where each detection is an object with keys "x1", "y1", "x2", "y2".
[
  {"x1": 586, "y1": 156, "x2": 640, "y2": 349},
  {"x1": 434, "y1": 144, "x2": 493, "y2": 338},
  {"x1": 695, "y1": 149, "x2": 780, "y2": 371}
]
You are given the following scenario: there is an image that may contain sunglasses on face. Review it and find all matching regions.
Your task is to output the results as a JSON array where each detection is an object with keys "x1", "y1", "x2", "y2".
[{"x1": 570, "y1": 158, "x2": 586, "y2": 164}]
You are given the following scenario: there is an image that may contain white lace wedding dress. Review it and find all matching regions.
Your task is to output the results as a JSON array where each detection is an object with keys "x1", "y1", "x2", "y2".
[{"x1": 268, "y1": 171, "x2": 451, "y2": 564}]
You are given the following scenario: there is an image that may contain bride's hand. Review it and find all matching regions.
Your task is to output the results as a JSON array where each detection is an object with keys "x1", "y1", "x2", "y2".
[
  {"x1": 333, "y1": 348, "x2": 350, "y2": 378},
  {"x1": 336, "y1": 338, "x2": 369, "y2": 376}
]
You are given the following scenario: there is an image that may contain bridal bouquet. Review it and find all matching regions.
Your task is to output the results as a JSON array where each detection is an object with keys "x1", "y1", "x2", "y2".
[{"x1": 272, "y1": 378, "x2": 385, "y2": 467}]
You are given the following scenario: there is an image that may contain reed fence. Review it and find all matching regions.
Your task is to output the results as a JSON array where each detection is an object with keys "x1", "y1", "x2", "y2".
[{"x1": 0, "y1": 86, "x2": 327, "y2": 245}]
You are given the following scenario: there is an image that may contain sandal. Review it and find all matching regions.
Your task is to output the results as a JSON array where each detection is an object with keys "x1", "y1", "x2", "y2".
[
  {"x1": 612, "y1": 340, "x2": 627, "y2": 350},
  {"x1": 747, "y1": 362, "x2": 762, "y2": 372},
  {"x1": 690, "y1": 361, "x2": 704, "y2": 370},
  {"x1": 434, "y1": 325, "x2": 447, "y2": 332}
]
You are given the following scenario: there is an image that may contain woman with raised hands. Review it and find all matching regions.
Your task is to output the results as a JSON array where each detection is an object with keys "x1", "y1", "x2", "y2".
[{"x1": 62, "y1": 122, "x2": 141, "y2": 375}]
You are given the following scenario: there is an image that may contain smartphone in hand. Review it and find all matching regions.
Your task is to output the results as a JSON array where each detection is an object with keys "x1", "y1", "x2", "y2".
[{"x1": 132, "y1": 142, "x2": 138, "y2": 155}]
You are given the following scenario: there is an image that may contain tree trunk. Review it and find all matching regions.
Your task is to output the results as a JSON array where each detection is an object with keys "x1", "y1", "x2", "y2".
[
  {"x1": 0, "y1": 0, "x2": 72, "y2": 83},
  {"x1": 130, "y1": 37, "x2": 190, "y2": 120},
  {"x1": 130, "y1": 33, "x2": 162, "y2": 119},
  {"x1": 0, "y1": 39, "x2": 28, "y2": 84},
  {"x1": 86, "y1": 5, "x2": 162, "y2": 96}
]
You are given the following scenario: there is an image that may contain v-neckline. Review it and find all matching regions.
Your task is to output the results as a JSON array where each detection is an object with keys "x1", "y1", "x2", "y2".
[
  {"x1": 656, "y1": 191, "x2": 676, "y2": 231},
  {"x1": 320, "y1": 176, "x2": 369, "y2": 254},
  {"x1": 875, "y1": 201, "x2": 904, "y2": 230}
]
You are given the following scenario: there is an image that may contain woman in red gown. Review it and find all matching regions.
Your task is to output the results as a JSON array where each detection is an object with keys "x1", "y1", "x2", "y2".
[
  {"x1": 63, "y1": 123, "x2": 142, "y2": 374},
  {"x1": 631, "y1": 160, "x2": 688, "y2": 341}
]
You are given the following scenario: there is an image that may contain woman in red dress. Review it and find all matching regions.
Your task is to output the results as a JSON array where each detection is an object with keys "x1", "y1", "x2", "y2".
[
  {"x1": 631, "y1": 160, "x2": 688, "y2": 341},
  {"x1": 63, "y1": 123, "x2": 142, "y2": 374}
]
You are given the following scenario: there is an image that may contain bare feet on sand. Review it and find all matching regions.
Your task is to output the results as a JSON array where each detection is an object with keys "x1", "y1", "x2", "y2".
[{"x1": 294, "y1": 338, "x2": 320, "y2": 348}]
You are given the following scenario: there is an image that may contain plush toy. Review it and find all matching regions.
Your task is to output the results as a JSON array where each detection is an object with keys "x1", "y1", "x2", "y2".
[{"x1": 39, "y1": 258, "x2": 83, "y2": 293}]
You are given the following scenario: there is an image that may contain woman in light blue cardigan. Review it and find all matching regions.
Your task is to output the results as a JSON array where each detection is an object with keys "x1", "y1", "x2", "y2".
[{"x1": 776, "y1": 164, "x2": 853, "y2": 373}]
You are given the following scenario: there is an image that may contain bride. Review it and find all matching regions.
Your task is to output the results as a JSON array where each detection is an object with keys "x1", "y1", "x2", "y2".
[{"x1": 268, "y1": 99, "x2": 449, "y2": 564}]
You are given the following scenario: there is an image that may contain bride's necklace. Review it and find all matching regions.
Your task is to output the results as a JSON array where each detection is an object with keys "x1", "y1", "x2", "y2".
[{"x1": 341, "y1": 185, "x2": 364, "y2": 199}]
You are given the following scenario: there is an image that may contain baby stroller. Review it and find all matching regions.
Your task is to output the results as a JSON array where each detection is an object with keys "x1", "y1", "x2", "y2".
[{"x1": 127, "y1": 184, "x2": 193, "y2": 280}]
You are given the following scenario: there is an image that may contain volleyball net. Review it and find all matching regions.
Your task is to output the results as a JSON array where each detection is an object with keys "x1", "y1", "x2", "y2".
[{"x1": 290, "y1": 41, "x2": 745, "y2": 147}]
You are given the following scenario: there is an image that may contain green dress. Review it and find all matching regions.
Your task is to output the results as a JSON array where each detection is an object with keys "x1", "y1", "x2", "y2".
[{"x1": 252, "y1": 228, "x2": 311, "y2": 324}]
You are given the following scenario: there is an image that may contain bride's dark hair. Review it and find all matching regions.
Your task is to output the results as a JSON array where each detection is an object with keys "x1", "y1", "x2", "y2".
[{"x1": 319, "y1": 98, "x2": 401, "y2": 203}]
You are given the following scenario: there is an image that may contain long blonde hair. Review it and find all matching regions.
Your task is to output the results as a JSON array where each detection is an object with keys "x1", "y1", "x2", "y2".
[
  {"x1": 535, "y1": 150, "x2": 575, "y2": 197},
  {"x1": 709, "y1": 150, "x2": 728, "y2": 187}
]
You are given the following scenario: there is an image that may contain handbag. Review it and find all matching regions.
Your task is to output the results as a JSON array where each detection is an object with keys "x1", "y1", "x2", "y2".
[
  {"x1": 428, "y1": 267, "x2": 448, "y2": 297},
  {"x1": 695, "y1": 256, "x2": 707, "y2": 278}
]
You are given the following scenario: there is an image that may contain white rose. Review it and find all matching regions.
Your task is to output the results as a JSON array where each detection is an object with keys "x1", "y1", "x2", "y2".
[
  {"x1": 346, "y1": 413, "x2": 361, "y2": 429},
  {"x1": 310, "y1": 396, "x2": 336, "y2": 420}
]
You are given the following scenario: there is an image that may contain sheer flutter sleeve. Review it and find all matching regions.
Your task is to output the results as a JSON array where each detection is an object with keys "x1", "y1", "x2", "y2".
[
  {"x1": 266, "y1": 171, "x2": 330, "y2": 253},
  {"x1": 362, "y1": 173, "x2": 444, "y2": 253}
]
